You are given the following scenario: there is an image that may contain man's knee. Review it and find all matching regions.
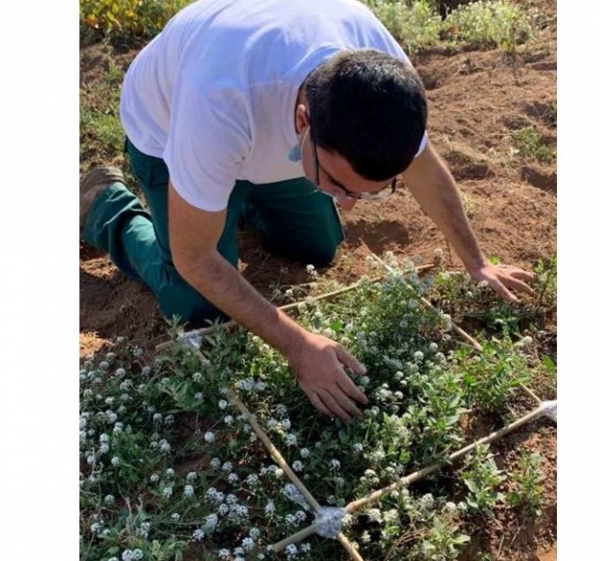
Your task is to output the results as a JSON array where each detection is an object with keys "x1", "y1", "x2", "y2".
[{"x1": 290, "y1": 235, "x2": 342, "y2": 267}]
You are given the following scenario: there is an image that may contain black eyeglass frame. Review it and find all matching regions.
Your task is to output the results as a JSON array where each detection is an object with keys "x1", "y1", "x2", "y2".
[{"x1": 308, "y1": 126, "x2": 397, "y2": 201}]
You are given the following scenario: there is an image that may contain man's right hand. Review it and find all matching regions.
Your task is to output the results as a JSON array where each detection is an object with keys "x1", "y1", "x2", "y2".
[{"x1": 287, "y1": 332, "x2": 369, "y2": 423}]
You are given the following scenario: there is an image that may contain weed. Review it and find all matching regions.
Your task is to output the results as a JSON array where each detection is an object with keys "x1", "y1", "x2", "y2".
[
  {"x1": 509, "y1": 125, "x2": 555, "y2": 164},
  {"x1": 80, "y1": 0, "x2": 194, "y2": 41},
  {"x1": 461, "y1": 445, "x2": 506, "y2": 516},
  {"x1": 506, "y1": 449, "x2": 545, "y2": 517},
  {"x1": 444, "y1": 0, "x2": 533, "y2": 51}
]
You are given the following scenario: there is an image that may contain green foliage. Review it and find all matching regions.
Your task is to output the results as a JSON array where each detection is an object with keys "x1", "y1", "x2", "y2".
[
  {"x1": 365, "y1": 0, "x2": 444, "y2": 53},
  {"x1": 454, "y1": 334, "x2": 533, "y2": 414},
  {"x1": 506, "y1": 449, "x2": 545, "y2": 517},
  {"x1": 444, "y1": 0, "x2": 533, "y2": 52},
  {"x1": 461, "y1": 445, "x2": 506, "y2": 516},
  {"x1": 80, "y1": 0, "x2": 194, "y2": 40},
  {"x1": 509, "y1": 125, "x2": 555, "y2": 164}
]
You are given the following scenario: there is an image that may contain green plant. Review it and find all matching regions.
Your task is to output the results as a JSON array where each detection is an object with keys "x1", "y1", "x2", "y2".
[
  {"x1": 509, "y1": 125, "x2": 555, "y2": 164},
  {"x1": 444, "y1": 0, "x2": 533, "y2": 51},
  {"x1": 80, "y1": 0, "x2": 194, "y2": 40},
  {"x1": 461, "y1": 445, "x2": 506, "y2": 516},
  {"x1": 455, "y1": 334, "x2": 533, "y2": 414},
  {"x1": 365, "y1": 0, "x2": 443, "y2": 53},
  {"x1": 506, "y1": 449, "x2": 545, "y2": 517}
]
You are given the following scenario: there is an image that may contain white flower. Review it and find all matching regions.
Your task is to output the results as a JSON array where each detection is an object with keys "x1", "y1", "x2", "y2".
[
  {"x1": 171, "y1": 513, "x2": 181, "y2": 522},
  {"x1": 159, "y1": 439, "x2": 170, "y2": 452},
  {"x1": 204, "y1": 514, "x2": 219, "y2": 531},
  {"x1": 367, "y1": 508, "x2": 383, "y2": 523},
  {"x1": 218, "y1": 504, "x2": 229, "y2": 516},
  {"x1": 218, "y1": 400, "x2": 229, "y2": 410},
  {"x1": 265, "y1": 500, "x2": 276, "y2": 515},
  {"x1": 184, "y1": 485, "x2": 194, "y2": 498},
  {"x1": 138, "y1": 521, "x2": 150, "y2": 538},
  {"x1": 204, "y1": 432, "x2": 215, "y2": 443},
  {"x1": 223, "y1": 415, "x2": 234, "y2": 426},
  {"x1": 300, "y1": 543, "x2": 311, "y2": 553},
  {"x1": 210, "y1": 457, "x2": 221, "y2": 469},
  {"x1": 218, "y1": 549, "x2": 231, "y2": 559},
  {"x1": 162, "y1": 487, "x2": 173, "y2": 499},
  {"x1": 300, "y1": 448, "x2": 310, "y2": 459},
  {"x1": 286, "y1": 434, "x2": 297, "y2": 446},
  {"x1": 246, "y1": 474, "x2": 259, "y2": 486},
  {"x1": 285, "y1": 544, "x2": 299, "y2": 558},
  {"x1": 420, "y1": 493, "x2": 435, "y2": 510},
  {"x1": 222, "y1": 462, "x2": 233, "y2": 473},
  {"x1": 330, "y1": 459, "x2": 341, "y2": 471},
  {"x1": 192, "y1": 528, "x2": 205, "y2": 541},
  {"x1": 352, "y1": 443, "x2": 363, "y2": 453},
  {"x1": 292, "y1": 461, "x2": 303, "y2": 472},
  {"x1": 103, "y1": 494, "x2": 115, "y2": 505},
  {"x1": 165, "y1": 468, "x2": 175, "y2": 477},
  {"x1": 228, "y1": 473, "x2": 239, "y2": 483},
  {"x1": 111, "y1": 457, "x2": 120, "y2": 466},
  {"x1": 149, "y1": 474, "x2": 160, "y2": 483},
  {"x1": 241, "y1": 537, "x2": 255, "y2": 551},
  {"x1": 186, "y1": 471, "x2": 198, "y2": 483},
  {"x1": 249, "y1": 527, "x2": 260, "y2": 540}
]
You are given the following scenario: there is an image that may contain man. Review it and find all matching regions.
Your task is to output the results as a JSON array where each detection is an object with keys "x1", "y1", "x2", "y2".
[{"x1": 80, "y1": 0, "x2": 534, "y2": 423}]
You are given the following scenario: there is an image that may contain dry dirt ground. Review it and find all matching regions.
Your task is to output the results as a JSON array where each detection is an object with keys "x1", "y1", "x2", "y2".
[{"x1": 80, "y1": 3, "x2": 556, "y2": 559}]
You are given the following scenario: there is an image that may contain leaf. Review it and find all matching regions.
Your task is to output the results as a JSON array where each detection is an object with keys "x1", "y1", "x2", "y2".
[
  {"x1": 464, "y1": 479, "x2": 479, "y2": 494},
  {"x1": 542, "y1": 355, "x2": 556, "y2": 373}
]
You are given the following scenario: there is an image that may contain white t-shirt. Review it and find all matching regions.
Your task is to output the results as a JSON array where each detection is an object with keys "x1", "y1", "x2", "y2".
[{"x1": 120, "y1": 0, "x2": 426, "y2": 211}]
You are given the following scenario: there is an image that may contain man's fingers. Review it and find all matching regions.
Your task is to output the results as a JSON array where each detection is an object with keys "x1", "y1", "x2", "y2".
[
  {"x1": 306, "y1": 390, "x2": 335, "y2": 419},
  {"x1": 335, "y1": 345, "x2": 367, "y2": 376},
  {"x1": 319, "y1": 390, "x2": 353, "y2": 424},
  {"x1": 488, "y1": 277, "x2": 519, "y2": 303},
  {"x1": 503, "y1": 276, "x2": 535, "y2": 295},
  {"x1": 336, "y1": 374, "x2": 368, "y2": 405}
]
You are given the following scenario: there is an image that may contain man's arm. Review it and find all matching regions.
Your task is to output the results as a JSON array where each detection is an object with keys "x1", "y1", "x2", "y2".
[
  {"x1": 402, "y1": 141, "x2": 534, "y2": 301},
  {"x1": 168, "y1": 181, "x2": 368, "y2": 422}
]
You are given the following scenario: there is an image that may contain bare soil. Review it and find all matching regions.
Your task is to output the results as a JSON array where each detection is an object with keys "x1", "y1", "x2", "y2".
[{"x1": 79, "y1": 3, "x2": 557, "y2": 558}]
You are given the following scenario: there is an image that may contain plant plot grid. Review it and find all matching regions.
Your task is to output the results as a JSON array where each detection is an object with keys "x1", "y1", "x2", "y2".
[
  {"x1": 80, "y1": 253, "x2": 556, "y2": 561},
  {"x1": 216, "y1": 255, "x2": 556, "y2": 560}
]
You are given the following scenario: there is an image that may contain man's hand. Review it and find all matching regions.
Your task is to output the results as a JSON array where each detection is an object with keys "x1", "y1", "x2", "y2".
[
  {"x1": 468, "y1": 261, "x2": 535, "y2": 303},
  {"x1": 287, "y1": 332, "x2": 368, "y2": 424}
]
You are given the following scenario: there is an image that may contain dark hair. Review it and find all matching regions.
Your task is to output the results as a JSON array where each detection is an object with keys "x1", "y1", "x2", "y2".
[{"x1": 305, "y1": 49, "x2": 427, "y2": 180}]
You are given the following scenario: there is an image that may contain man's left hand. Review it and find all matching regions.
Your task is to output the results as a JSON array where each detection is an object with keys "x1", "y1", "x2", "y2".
[{"x1": 468, "y1": 262, "x2": 535, "y2": 303}]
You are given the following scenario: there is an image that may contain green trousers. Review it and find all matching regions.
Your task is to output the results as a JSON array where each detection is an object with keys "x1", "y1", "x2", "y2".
[{"x1": 82, "y1": 138, "x2": 345, "y2": 327}]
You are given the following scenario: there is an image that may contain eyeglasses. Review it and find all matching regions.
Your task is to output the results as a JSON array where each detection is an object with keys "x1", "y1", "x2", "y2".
[{"x1": 308, "y1": 126, "x2": 397, "y2": 201}]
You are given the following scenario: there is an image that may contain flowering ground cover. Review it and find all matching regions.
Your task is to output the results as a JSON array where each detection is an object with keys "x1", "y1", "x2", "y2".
[{"x1": 80, "y1": 256, "x2": 556, "y2": 561}]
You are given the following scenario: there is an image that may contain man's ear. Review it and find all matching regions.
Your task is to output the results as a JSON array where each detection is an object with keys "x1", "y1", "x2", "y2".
[{"x1": 295, "y1": 103, "x2": 310, "y2": 135}]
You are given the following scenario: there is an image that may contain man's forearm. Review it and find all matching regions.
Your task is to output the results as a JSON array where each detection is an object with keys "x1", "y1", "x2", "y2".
[
  {"x1": 403, "y1": 144, "x2": 486, "y2": 272},
  {"x1": 177, "y1": 252, "x2": 307, "y2": 353}
]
